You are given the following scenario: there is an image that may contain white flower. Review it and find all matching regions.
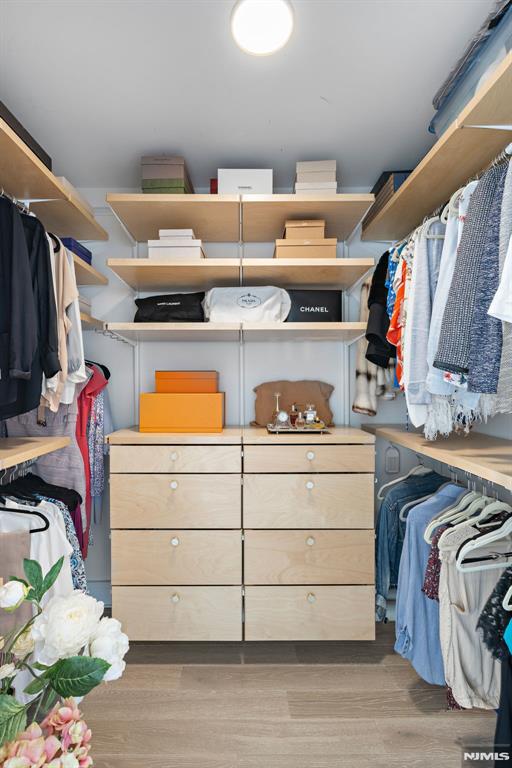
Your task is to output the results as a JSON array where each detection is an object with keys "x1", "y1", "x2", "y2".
[
  {"x1": 32, "y1": 591, "x2": 104, "y2": 664},
  {"x1": 0, "y1": 663, "x2": 15, "y2": 681},
  {"x1": 5, "y1": 758, "x2": 33, "y2": 768},
  {"x1": 0, "y1": 581, "x2": 28, "y2": 612},
  {"x1": 88, "y1": 617, "x2": 129, "y2": 682},
  {"x1": 61, "y1": 756, "x2": 79, "y2": 768},
  {"x1": 11, "y1": 628, "x2": 35, "y2": 659}
]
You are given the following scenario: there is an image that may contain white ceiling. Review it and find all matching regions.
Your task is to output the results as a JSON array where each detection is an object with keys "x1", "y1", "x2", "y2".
[{"x1": 0, "y1": 0, "x2": 496, "y2": 192}]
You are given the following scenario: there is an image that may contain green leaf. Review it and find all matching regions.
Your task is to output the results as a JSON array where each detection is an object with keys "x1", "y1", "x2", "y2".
[
  {"x1": 0, "y1": 694, "x2": 27, "y2": 748},
  {"x1": 41, "y1": 557, "x2": 64, "y2": 598},
  {"x1": 23, "y1": 675, "x2": 47, "y2": 696},
  {"x1": 32, "y1": 662, "x2": 50, "y2": 672},
  {"x1": 48, "y1": 656, "x2": 110, "y2": 697},
  {"x1": 23, "y1": 559, "x2": 43, "y2": 596}
]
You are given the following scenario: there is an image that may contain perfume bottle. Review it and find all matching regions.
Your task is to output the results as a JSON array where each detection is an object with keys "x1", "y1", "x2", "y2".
[
  {"x1": 272, "y1": 392, "x2": 281, "y2": 424},
  {"x1": 295, "y1": 411, "x2": 306, "y2": 429},
  {"x1": 304, "y1": 403, "x2": 317, "y2": 424},
  {"x1": 290, "y1": 403, "x2": 298, "y2": 427}
]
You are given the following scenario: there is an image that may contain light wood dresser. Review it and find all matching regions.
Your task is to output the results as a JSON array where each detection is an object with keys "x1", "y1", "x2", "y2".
[{"x1": 108, "y1": 426, "x2": 375, "y2": 641}]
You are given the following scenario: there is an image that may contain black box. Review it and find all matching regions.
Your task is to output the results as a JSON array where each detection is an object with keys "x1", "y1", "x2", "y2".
[
  {"x1": 0, "y1": 101, "x2": 52, "y2": 170},
  {"x1": 286, "y1": 290, "x2": 342, "y2": 322}
]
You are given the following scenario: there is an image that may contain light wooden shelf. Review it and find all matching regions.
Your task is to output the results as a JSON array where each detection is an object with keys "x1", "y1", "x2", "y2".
[
  {"x1": 106, "y1": 322, "x2": 240, "y2": 342},
  {"x1": 0, "y1": 116, "x2": 108, "y2": 241},
  {"x1": 0, "y1": 437, "x2": 70, "y2": 470},
  {"x1": 107, "y1": 258, "x2": 240, "y2": 290},
  {"x1": 362, "y1": 424, "x2": 512, "y2": 492},
  {"x1": 107, "y1": 426, "x2": 243, "y2": 445},
  {"x1": 242, "y1": 322, "x2": 366, "y2": 342},
  {"x1": 241, "y1": 194, "x2": 374, "y2": 242},
  {"x1": 74, "y1": 255, "x2": 108, "y2": 286},
  {"x1": 362, "y1": 51, "x2": 512, "y2": 241},
  {"x1": 80, "y1": 312, "x2": 104, "y2": 331},
  {"x1": 106, "y1": 194, "x2": 240, "y2": 242},
  {"x1": 242, "y1": 258, "x2": 374, "y2": 289},
  {"x1": 106, "y1": 321, "x2": 365, "y2": 343}
]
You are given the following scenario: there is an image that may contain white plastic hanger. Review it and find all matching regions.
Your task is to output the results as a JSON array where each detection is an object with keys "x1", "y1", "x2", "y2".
[
  {"x1": 399, "y1": 482, "x2": 453, "y2": 522},
  {"x1": 456, "y1": 512, "x2": 512, "y2": 573},
  {"x1": 423, "y1": 490, "x2": 477, "y2": 543},
  {"x1": 438, "y1": 495, "x2": 494, "y2": 548},
  {"x1": 502, "y1": 585, "x2": 512, "y2": 611},
  {"x1": 377, "y1": 463, "x2": 432, "y2": 501}
]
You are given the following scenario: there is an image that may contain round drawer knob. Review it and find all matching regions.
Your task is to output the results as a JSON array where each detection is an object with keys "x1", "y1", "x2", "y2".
[
  {"x1": 170, "y1": 451, "x2": 179, "y2": 461},
  {"x1": 305, "y1": 480, "x2": 315, "y2": 490},
  {"x1": 306, "y1": 451, "x2": 315, "y2": 461},
  {"x1": 171, "y1": 593, "x2": 180, "y2": 604},
  {"x1": 170, "y1": 481, "x2": 179, "y2": 490},
  {"x1": 307, "y1": 592, "x2": 316, "y2": 604},
  {"x1": 306, "y1": 536, "x2": 316, "y2": 547},
  {"x1": 171, "y1": 537, "x2": 180, "y2": 547}
]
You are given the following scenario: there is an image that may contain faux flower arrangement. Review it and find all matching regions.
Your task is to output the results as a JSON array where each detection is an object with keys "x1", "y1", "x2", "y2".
[{"x1": 0, "y1": 557, "x2": 129, "y2": 767}]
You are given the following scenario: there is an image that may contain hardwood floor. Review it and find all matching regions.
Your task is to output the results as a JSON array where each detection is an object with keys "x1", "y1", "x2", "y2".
[{"x1": 83, "y1": 623, "x2": 495, "y2": 768}]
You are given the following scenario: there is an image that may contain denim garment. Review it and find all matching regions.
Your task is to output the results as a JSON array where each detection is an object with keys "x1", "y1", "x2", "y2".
[
  {"x1": 395, "y1": 483, "x2": 466, "y2": 685},
  {"x1": 375, "y1": 471, "x2": 446, "y2": 622}
]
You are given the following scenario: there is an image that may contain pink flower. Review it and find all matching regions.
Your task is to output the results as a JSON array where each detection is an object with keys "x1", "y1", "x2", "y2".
[{"x1": 41, "y1": 701, "x2": 81, "y2": 736}]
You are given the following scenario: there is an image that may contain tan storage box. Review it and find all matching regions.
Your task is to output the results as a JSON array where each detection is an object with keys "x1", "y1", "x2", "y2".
[
  {"x1": 284, "y1": 219, "x2": 325, "y2": 239},
  {"x1": 274, "y1": 238, "x2": 337, "y2": 259}
]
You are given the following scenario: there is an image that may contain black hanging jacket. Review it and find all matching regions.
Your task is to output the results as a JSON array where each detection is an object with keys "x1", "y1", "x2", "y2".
[
  {"x1": 0, "y1": 213, "x2": 60, "y2": 419},
  {"x1": 365, "y1": 250, "x2": 397, "y2": 368},
  {"x1": 0, "y1": 197, "x2": 38, "y2": 408}
]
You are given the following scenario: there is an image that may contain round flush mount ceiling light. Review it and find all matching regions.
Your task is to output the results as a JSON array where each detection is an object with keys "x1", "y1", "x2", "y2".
[{"x1": 231, "y1": 0, "x2": 294, "y2": 56}]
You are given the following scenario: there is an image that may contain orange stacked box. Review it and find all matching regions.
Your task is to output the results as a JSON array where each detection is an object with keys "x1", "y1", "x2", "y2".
[{"x1": 139, "y1": 371, "x2": 224, "y2": 433}]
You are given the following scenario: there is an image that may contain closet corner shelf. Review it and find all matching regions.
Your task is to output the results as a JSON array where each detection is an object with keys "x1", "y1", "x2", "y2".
[
  {"x1": 0, "y1": 437, "x2": 70, "y2": 470},
  {"x1": 362, "y1": 50, "x2": 512, "y2": 242},
  {"x1": 106, "y1": 194, "x2": 240, "y2": 242},
  {"x1": 241, "y1": 194, "x2": 374, "y2": 242},
  {"x1": 105, "y1": 321, "x2": 365, "y2": 343},
  {"x1": 106, "y1": 257, "x2": 375, "y2": 291},
  {"x1": 362, "y1": 424, "x2": 512, "y2": 492},
  {"x1": 74, "y1": 255, "x2": 108, "y2": 286},
  {"x1": 80, "y1": 312, "x2": 104, "y2": 331},
  {"x1": 107, "y1": 258, "x2": 240, "y2": 290},
  {"x1": 0, "y1": 116, "x2": 108, "y2": 242}
]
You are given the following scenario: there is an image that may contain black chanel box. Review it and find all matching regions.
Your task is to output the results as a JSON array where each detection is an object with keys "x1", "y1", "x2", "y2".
[{"x1": 286, "y1": 290, "x2": 342, "y2": 322}]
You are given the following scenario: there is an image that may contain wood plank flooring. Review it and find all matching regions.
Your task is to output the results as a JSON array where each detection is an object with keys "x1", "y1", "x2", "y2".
[{"x1": 83, "y1": 624, "x2": 495, "y2": 768}]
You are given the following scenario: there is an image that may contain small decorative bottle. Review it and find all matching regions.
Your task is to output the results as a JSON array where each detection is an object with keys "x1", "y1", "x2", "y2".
[
  {"x1": 304, "y1": 403, "x2": 317, "y2": 424},
  {"x1": 290, "y1": 403, "x2": 299, "y2": 427},
  {"x1": 295, "y1": 411, "x2": 306, "y2": 429}
]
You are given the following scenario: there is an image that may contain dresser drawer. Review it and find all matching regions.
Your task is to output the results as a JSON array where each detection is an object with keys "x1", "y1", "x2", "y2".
[
  {"x1": 243, "y1": 474, "x2": 373, "y2": 529},
  {"x1": 111, "y1": 530, "x2": 242, "y2": 585},
  {"x1": 245, "y1": 586, "x2": 375, "y2": 641},
  {"x1": 111, "y1": 474, "x2": 241, "y2": 529},
  {"x1": 244, "y1": 530, "x2": 374, "y2": 585},
  {"x1": 112, "y1": 586, "x2": 242, "y2": 641},
  {"x1": 243, "y1": 445, "x2": 374, "y2": 473},
  {"x1": 110, "y1": 445, "x2": 241, "y2": 474}
]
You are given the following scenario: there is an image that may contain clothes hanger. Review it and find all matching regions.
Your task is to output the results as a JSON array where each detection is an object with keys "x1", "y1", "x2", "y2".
[
  {"x1": 455, "y1": 513, "x2": 512, "y2": 573},
  {"x1": 377, "y1": 461, "x2": 433, "y2": 501},
  {"x1": 0, "y1": 505, "x2": 49, "y2": 534},
  {"x1": 398, "y1": 481, "x2": 453, "y2": 522},
  {"x1": 437, "y1": 495, "x2": 495, "y2": 548},
  {"x1": 423, "y1": 490, "x2": 477, "y2": 543},
  {"x1": 502, "y1": 585, "x2": 512, "y2": 611}
]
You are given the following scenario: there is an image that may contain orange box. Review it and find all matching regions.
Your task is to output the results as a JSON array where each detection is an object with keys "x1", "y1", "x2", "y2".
[
  {"x1": 139, "y1": 392, "x2": 224, "y2": 433},
  {"x1": 155, "y1": 370, "x2": 218, "y2": 393}
]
